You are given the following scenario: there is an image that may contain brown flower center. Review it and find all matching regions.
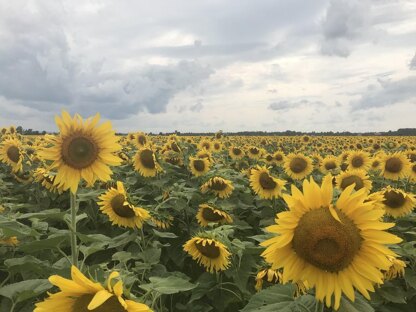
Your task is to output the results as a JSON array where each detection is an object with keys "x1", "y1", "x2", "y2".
[
  {"x1": 383, "y1": 190, "x2": 406, "y2": 209},
  {"x1": 7, "y1": 146, "x2": 20, "y2": 163},
  {"x1": 275, "y1": 154, "x2": 283, "y2": 161},
  {"x1": 412, "y1": 164, "x2": 416, "y2": 173},
  {"x1": 351, "y1": 156, "x2": 364, "y2": 168},
  {"x1": 111, "y1": 194, "x2": 136, "y2": 218},
  {"x1": 72, "y1": 294, "x2": 125, "y2": 312},
  {"x1": 171, "y1": 142, "x2": 180, "y2": 152},
  {"x1": 193, "y1": 159, "x2": 206, "y2": 172},
  {"x1": 324, "y1": 161, "x2": 336, "y2": 170},
  {"x1": 137, "y1": 135, "x2": 146, "y2": 146},
  {"x1": 232, "y1": 148, "x2": 242, "y2": 155},
  {"x1": 340, "y1": 175, "x2": 364, "y2": 191},
  {"x1": 250, "y1": 148, "x2": 259, "y2": 155},
  {"x1": 61, "y1": 135, "x2": 99, "y2": 169},
  {"x1": 259, "y1": 172, "x2": 277, "y2": 190},
  {"x1": 139, "y1": 149, "x2": 156, "y2": 169},
  {"x1": 266, "y1": 155, "x2": 273, "y2": 162},
  {"x1": 290, "y1": 157, "x2": 307, "y2": 173},
  {"x1": 201, "y1": 207, "x2": 224, "y2": 222},
  {"x1": 385, "y1": 157, "x2": 403, "y2": 173},
  {"x1": 210, "y1": 179, "x2": 228, "y2": 191},
  {"x1": 202, "y1": 142, "x2": 210, "y2": 150},
  {"x1": 195, "y1": 240, "x2": 221, "y2": 258},
  {"x1": 292, "y1": 207, "x2": 362, "y2": 272}
]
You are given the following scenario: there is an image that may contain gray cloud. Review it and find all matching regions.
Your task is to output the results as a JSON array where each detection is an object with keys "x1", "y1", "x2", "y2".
[
  {"x1": 268, "y1": 99, "x2": 326, "y2": 111},
  {"x1": 351, "y1": 76, "x2": 416, "y2": 110},
  {"x1": 410, "y1": 53, "x2": 416, "y2": 70}
]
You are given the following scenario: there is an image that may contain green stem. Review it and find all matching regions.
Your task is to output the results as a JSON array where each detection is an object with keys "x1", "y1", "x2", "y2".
[{"x1": 70, "y1": 191, "x2": 78, "y2": 267}]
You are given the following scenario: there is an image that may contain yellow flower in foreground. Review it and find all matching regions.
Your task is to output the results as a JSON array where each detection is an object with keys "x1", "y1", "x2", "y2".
[
  {"x1": 34, "y1": 266, "x2": 152, "y2": 312},
  {"x1": 261, "y1": 175, "x2": 402, "y2": 310}
]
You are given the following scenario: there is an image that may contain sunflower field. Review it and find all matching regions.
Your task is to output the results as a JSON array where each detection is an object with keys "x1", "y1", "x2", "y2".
[{"x1": 0, "y1": 112, "x2": 416, "y2": 312}]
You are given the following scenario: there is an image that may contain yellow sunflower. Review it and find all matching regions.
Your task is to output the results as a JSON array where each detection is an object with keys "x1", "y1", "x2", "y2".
[
  {"x1": 196, "y1": 204, "x2": 233, "y2": 226},
  {"x1": 246, "y1": 146, "x2": 263, "y2": 159},
  {"x1": 261, "y1": 175, "x2": 402, "y2": 310},
  {"x1": 150, "y1": 214, "x2": 174, "y2": 230},
  {"x1": 135, "y1": 132, "x2": 149, "y2": 148},
  {"x1": 40, "y1": 111, "x2": 121, "y2": 193},
  {"x1": 229, "y1": 146, "x2": 245, "y2": 160},
  {"x1": 320, "y1": 156, "x2": 339, "y2": 174},
  {"x1": 198, "y1": 139, "x2": 212, "y2": 152},
  {"x1": 98, "y1": 181, "x2": 150, "y2": 229},
  {"x1": 283, "y1": 153, "x2": 313, "y2": 180},
  {"x1": 183, "y1": 236, "x2": 231, "y2": 273},
  {"x1": 347, "y1": 151, "x2": 371, "y2": 171},
  {"x1": 379, "y1": 186, "x2": 415, "y2": 218},
  {"x1": 335, "y1": 169, "x2": 372, "y2": 194},
  {"x1": 255, "y1": 268, "x2": 282, "y2": 291},
  {"x1": 34, "y1": 167, "x2": 64, "y2": 194},
  {"x1": 189, "y1": 156, "x2": 211, "y2": 177},
  {"x1": 380, "y1": 152, "x2": 411, "y2": 180},
  {"x1": 134, "y1": 146, "x2": 162, "y2": 177},
  {"x1": 0, "y1": 137, "x2": 23, "y2": 172},
  {"x1": 383, "y1": 256, "x2": 406, "y2": 281},
  {"x1": 200, "y1": 177, "x2": 234, "y2": 199},
  {"x1": 34, "y1": 266, "x2": 152, "y2": 312},
  {"x1": 273, "y1": 151, "x2": 285, "y2": 165},
  {"x1": 409, "y1": 162, "x2": 416, "y2": 181},
  {"x1": 212, "y1": 141, "x2": 223, "y2": 153},
  {"x1": 0, "y1": 236, "x2": 19, "y2": 247},
  {"x1": 249, "y1": 166, "x2": 286, "y2": 199}
]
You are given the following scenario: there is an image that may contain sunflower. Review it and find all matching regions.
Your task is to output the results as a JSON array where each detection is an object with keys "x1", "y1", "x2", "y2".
[
  {"x1": 249, "y1": 166, "x2": 286, "y2": 200},
  {"x1": 335, "y1": 169, "x2": 372, "y2": 194},
  {"x1": 212, "y1": 141, "x2": 223, "y2": 153},
  {"x1": 196, "y1": 204, "x2": 233, "y2": 226},
  {"x1": 135, "y1": 132, "x2": 149, "y2": 148},
  {"x1": 34, "y1": 167, "x2": 64, "y2": 194},
  {"x1": 229, "y1": 146, "x2": 245, "y2": 160},
  {"x1": 183, "y1": 236, "x2": 231, "y2": 273},
  {"x1": 200, "y1": 177, "x2": 234, "y2": 199},
  {"x1": 320, "y1": 156, "x2": 339, "y2": 174},
  {"x1": 379, "y1": 186, "x2": 415, "y2": 218},
  {"x1": 0, "y1": 138, "x2": 23, "y2": 172},
  {"x1": 163, "y1": 150, "x2": 183, "y2": 166},
  {"x1": 273, "y1": 151, "x2": 285, "y2": 165},
  {"x1": 196, "y1": 150, "x2": 214, "y2": 163},
  {"x1": 40, "y1": 111, "x2": 121, "y2": 193},
  {"x1": 189, "y1": 157, "x2": 211, "y2": 177},
  {"x1": 150, "y1": 214, "x2": 174, "y2": 230},
  {"x1": 383, "y1": 256, "x2": 406, "y2": 281},
  {"x1": 380, "y1": 152, "x2": 411, "y2": 180},
  {"x1": 134, "y1": 146, "x2": 162, "y2": 177},
  {"x1": 370, "y1": 157, "x2": 381, "y2": 171},
  {"x1": 34, "y1": 266, "x2": 152, "y2": 312},
  {"x1": 284, "y1": 153, "x2": 313, "y2": 180},
  {"x1": 263, "y1": 154, "x2": 275, "y2": 165},
  {"x1": 0, "y1": 236, "x2": 19, "y2": 247},
  {"x1": 409, "y1": 163, "x2": 416, "y2": 181},
  {"x1": 246, "y1": 146, "x2": 262, "y2": 159},
  {"x1": 261, "y1": 175, "x2": 402, "y2": 309},
  {"x1": 98, "y1": 181, "x2": 150, "y2": 229},
  {"x1": 255, "y1": 268, "x2": 282, "y2": 291},
  {"x1": 198, "y1": 139, "x2": 212, "y2": 151},
  {"x1": 347, "y1": 151, "x2": 371, "y2": 171}
]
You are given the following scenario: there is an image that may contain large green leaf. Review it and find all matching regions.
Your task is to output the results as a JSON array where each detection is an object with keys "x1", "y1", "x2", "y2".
[
  {"x1": 0, "y1": 279, "x2": 52, "y2": 304},
  {"x1": 140, "y1": 275, "x2": 197, "y2": 294}
]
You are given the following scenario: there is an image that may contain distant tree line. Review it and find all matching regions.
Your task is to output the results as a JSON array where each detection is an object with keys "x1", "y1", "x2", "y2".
[{"x1": 15, "y1": 126, "x2": 47, "y2": 135}]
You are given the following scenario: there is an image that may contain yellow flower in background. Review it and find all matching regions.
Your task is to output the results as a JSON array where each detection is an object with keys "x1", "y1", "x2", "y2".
[
  {"x1": 0, "y1": 137, "x2": 23, "y2": 172},
  {"x1": 347, "y1": 151, "x2": 371, "y2": 171},
  {"x1": 335, "y1": 169, "x2": 372, "y2": 193},
  {"x1": 249, "y1": 166, "x2": 286, "y2": 199},
  {"x1": 255, "y1": 268, "x2": 282, "y2": 291},
  {"x1": 34, "y1": 266, "x2": 152, "y2": 312},
  {"x1": 189, "y1": 156, "x2": 211, "y2": 177},
  {"x1": 200, "y1": 176, "x2": 234, "y2": 198},
  {"x1": 196, "y1": 204, "x2": 233, "y2": 226},
  {"x1": 379, "y1": 186, "x2": 415, "y2": 218},
  {"x1": 134, "y1": 146, "x2": 162, "y2": 177},
  {"x1": 284, "y1": 153, "x2": 313, "y2": 180},
  {"x1": 380, "y1": 152, "x2": 411, "y2": 180},
  {"x1": 40, "y1": 111, "x2": 121, "y2": 193}
]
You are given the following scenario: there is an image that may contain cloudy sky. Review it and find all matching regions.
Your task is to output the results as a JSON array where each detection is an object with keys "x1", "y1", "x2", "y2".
[{"x1": 0, "y1": 0, "x2": 415, "y2": 133}]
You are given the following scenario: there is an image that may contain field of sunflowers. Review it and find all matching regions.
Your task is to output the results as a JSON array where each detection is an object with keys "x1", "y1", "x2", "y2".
[{"x1": 0, "y1": 111, "x2": 415, "y2": 312}]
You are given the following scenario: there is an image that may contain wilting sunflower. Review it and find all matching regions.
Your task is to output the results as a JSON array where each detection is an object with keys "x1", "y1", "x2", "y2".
[
  {"x1": 200, "y1": 177, "x2": 234, "y2": 198},
  {"x1": 383, "y1": 256, "x2": 406, "y2": 281},
  {"x1": 134, "y1": 146, "x2": 162, "y2": 177},
  {"x1": 196, "y1": 204, "x2": 233, "y2": 226},
  {"x1": 98, "y1": 181, "x2": 150, "y2": 229},
  {"x1": 189, "y1": 156, "x2": 211, "y2": 177},
  {"x1": 347, "y1": 151, "x2": 371, "y2": 171},
  {"x1": 12, "y1": 170, "x2": 33, "y2": 184},
  {"x1": 380, "y1": 152, "x2": 411, "y2": 180},
  {"x1": 150, "y1": 214, "x2": 174, "y2": 230},
  {"x1": 229, "y1": 146, "x2": 245, "y2": 160},
  {"x1": 135, "y1": 132, "x2": 149, "y2": 148},
  {"x1": 34, "y1": 266, "x2": 152, "y2": 312},
  {"x1": 335, "y1": 169, "x2": 372, "y2": 194},
  {"x1": 0, "y1": 138, "x2": 23, "y2": 172},
  {"x1": 249, "y1": 166, "x2": 286, "y2": 200},
  {"x1": 379, "y1": 186, "x2": 415, "y2": 218},
  {"x1": 255, "y1": 268, "x2": 282, "y2": 291},
  {"x1": 320, "y1": 156, "x2": 339, "y2": 174},
  {"x1": 261, "y1": 175, "x2": 402, "y2": 309},
  {"x1": 34, "y1": 167, "x2": 64, "y2": 194},
  {"x1": 183, "y1": 236, "x2": 231, "y2": 273},
  {"x1": 40, "y1": 111, "x2": 121, "y2": 193},
  {"x1": 284, "y1": 153, "x2": 313, "y2": 180}
]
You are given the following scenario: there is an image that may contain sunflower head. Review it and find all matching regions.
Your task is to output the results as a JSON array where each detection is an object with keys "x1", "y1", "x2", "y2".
[
  {"x1": 0, "y1": 138, "x2": 23, "y2": 172},
  {"x1": 200, "y1": 177, "x2": 234, "y2": 199},
  {"x1": 249, "y1": 166, "x2": 286, "y2": 199},
  {"x1": 255, "y1": 268, "x2": 282, "y2": 291},
  {"x1": 380, "y1": 152, "x2": 411, "y2": 180},
  {"x1": 284, "y1": 153, "x2": 313, "y2": 180},
  {"x1": 380, "y1": 186, "x2": 415, "y2": 218},
  {"x1": 335, "y1": 169, "x2": 372, "y2": 193},
  {"x1": 189, "y1": 156, "x2": 211, "y2": 177},
  {"x1": 134, "y1": 146, "x2": 162, "y2": 177},
  {"x1": 196, "y1": 204, "x2": 233, "y2": 227},
  {"x1": 229, "y1": 146, "x2": 245, "y2": 159}
]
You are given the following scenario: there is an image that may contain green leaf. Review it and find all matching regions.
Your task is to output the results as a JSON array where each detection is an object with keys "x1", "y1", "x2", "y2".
[
  {"x1": 377, "y1": 285, "x2": 407, "y2": 304},
  {"x1": 140, "y1": 275, "x2": 197, "y2": 294},
  {"x1": 0, "y1": 279, "x2": 52, "y2": 304},
  {"x1": 16, "y1": 209, "x2": 67, "y2": 221},
  {"x1": 404, "y1": 268, "x2": 416, "y2": 289},
  {"x1": 152, "y1": 229, "x2": 177, "y2": 238},
  {"x1": 18, "y1": 235, "x2": 67, "y2": 253},
  {"x1": 338, "y1": 294, "x2": 374, "y2": 312}
]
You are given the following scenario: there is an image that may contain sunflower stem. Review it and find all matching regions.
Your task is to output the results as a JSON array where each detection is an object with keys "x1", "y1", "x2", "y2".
[{"x1": 70, "y1": 191, "x2": 79, "y2": 267}]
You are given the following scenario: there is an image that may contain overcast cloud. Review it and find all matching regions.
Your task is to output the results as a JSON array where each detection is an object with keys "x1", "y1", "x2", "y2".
[{"x1": 0, "y1": 0, "x2": 415, "y2": 132}]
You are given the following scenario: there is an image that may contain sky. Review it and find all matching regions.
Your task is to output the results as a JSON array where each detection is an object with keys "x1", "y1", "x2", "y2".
[{"x1": 0, "y1": 0, "x2": 415, "y2": 133}]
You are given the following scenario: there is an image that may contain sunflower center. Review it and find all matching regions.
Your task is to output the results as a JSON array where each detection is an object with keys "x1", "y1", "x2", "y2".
[
  {"x1": 266, "y1": 155, "x2": 273, "y2": 162},
  {"x1": 385, "y1": 158, "x2": 402, "y2": 173},
  {"x1": 7, "y1": 146, "x2": 20, "y2": 163},
  {"x1": 62, "y1": 135, "x2": 98, "y2": 169},
  {"x1": 111, "y1": 194, "x2": 136, "y2": 218},
  {"x1": 193, "y1": 159, "x2": 205, "y2": 172},
  {"x1": 72, "y1": 294, "x2": 125, "y2": 312},
  {"x1": 250, "y1": 148, "x2": 259, "y2": 155},
  {"x1": 137, "y1": 135, "x2": 146, "y2": 146},
  {"x1": 214, "y1": 143, "x2": 220, "y2": 149},
  {"x1": 139, "y1": 150, "x2": 156, "y2": 169},
  {"x1": 383, "y1": 190, "x2": 405, "y2": 208},
  {"x1": 340, "y1": 175, "x2": 364, "y2": 191},
  {"x1": 372, "y1": 160, "x2": 380, "y2": 168},
  {"x1": 275, "y1": 154, "x2": 283, "y2": 161},
  {"x1": 259, "y1": 172, "x2": 277, "y2": 190},
  {"x1": 292, "y1": 207, "x2": 362, "y2": 272},
  {"x1": 351, "y1": 157, "x2": 363, "y2": 168},
  {"x1": 290, "y1": 157, "x2": 307, "y2": 173},
  {"x1": 412, "y1": 164, "x2": 416, "y2": 173},
  {"x1": 210, "y1": 180, "x2": 227, "y2": 191},
  {"x1": 195, "y1": 241, "x2": 221, "y2": 258},
  {"x1": 324, "y1": 161, "x2": 336, "y2": 170},
  {"x1": 202, "y1": 207, "x2": 224, "y2": 222},
  {"x1": 233, "y1": 148, "x2": 242, "y2": 155},
  {"x1": 202, "y1": 142, "x2": 210, "y2": 149}
]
